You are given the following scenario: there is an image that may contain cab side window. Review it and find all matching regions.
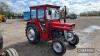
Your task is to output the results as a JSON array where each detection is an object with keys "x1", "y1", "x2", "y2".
[
  {"x1": 31, "y1": 9, "x2": 36, "y2": 19},
  {"x1": 38, "y1": 9, "x2": 44, "y2": 19}
]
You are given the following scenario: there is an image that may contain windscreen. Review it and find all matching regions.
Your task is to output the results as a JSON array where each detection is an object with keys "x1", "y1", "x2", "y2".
[{"x1": 46, "y1": 8, "x2": 59, "y2": 20}]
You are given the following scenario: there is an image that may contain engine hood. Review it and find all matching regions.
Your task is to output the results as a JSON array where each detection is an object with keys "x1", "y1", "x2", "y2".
[{"x1": 50, "y1": 21, "x2": 75, "y2": 30}]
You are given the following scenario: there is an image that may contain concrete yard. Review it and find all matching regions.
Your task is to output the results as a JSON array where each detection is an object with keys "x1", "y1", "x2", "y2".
[{"x1": 0, "y1": 17, "x2": 100, "y2": 56}]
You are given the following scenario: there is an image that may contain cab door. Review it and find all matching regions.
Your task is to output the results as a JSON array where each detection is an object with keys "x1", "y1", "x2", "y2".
[
  {"x1": 37, "y1": 8, "x2": 49, "y2": 40},
  {"x1": 37, "y1": 8, "x2": 45, "y2": 31}
]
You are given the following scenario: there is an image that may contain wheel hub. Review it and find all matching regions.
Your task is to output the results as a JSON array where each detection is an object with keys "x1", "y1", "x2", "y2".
[
  {"x1": 67, "y1": 32, "x2": 77, "y2": 44},
  {"x1": 67, "y1": 33, "x2": 74, "y2": 41},
  {"x1": 28, "y1": 29, "x2": 35, "y2": 41},
  {"x1": 53, "y1": 42, "x2": 62, "y2": 53}
]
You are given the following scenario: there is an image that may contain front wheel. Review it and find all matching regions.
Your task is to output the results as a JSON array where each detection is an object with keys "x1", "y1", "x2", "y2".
[
  {"x1": 68, "y1": 34, "x2": 79, "y2": 46},
  {"x1": 65, "y1": 31, "x2": 79, "y2": 46},
  {"x1": 52, "y1": 38, "x2": 67, "y2": 55}
]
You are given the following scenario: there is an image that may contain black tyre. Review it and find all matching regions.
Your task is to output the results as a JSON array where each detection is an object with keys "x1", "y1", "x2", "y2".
[
  {"x1": 65, "y1": 31, "x2": 79, "y2": 46},
  {"x1": 0, "y1": 32, "x2": 3, "y2": 49},
  {"x1": 52, "y1": 38, "x2": 67, "y2": 55},
  {"x1": 68, "y1": 34, "x2": 79, "y2": 45},
  {"x1": 4, "y1": 48, "x2": 19, "y2": 56},
  {"x1": 26, "y1": 24, "x2": 40, "y2": 44}
]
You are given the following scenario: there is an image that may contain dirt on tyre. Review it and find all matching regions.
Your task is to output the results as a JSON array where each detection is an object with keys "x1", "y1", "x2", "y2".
[
  {"x1": 51, "y1": 38, "x2": 67, "y2": 55},
  {"x1": 26, "y1": 24, "x2": 40, "y2": 44}
]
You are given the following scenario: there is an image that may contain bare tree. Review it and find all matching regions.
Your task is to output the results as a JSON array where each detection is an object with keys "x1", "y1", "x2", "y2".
[{"x1": 0, "y1": 2, "x2": 10, "y2": 15}]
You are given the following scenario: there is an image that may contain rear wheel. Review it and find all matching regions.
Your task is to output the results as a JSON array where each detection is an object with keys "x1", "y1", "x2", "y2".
[
  {"x1": 52, "y1": 38, "x2": 67, "y2": 55},
  {"x1": 4, "y1": 48, "x2": 19, "y2": 56},
  {"x1": 26, "y1": 24, "x2": 40, "y2": 44}
]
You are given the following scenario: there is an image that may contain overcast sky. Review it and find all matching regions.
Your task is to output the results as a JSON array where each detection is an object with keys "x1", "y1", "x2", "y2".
[{"x1": 0, "y1": 0, "x2": 100, "y2": 14}]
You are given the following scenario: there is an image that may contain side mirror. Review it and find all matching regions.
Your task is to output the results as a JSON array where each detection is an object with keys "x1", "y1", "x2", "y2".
[{"x1": 67, "y1": 14, "x2": 77, "y2": 19}]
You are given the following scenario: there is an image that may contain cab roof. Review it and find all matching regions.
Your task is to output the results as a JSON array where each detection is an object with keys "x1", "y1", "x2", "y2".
[{"x1": 30, "y1": 4, "x2": 60, "y2": 9}]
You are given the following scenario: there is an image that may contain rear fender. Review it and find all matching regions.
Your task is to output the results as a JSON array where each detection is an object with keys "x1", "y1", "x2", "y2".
[
  {"x1": 26, "y1": 19, "x2": 42, "y2": 32},
  {"x1": 27, "y1": 20, "x2": 35, "y2": 26},
  {"x1": 26, "y1": 19, "x2": 49, "y2": 41}
]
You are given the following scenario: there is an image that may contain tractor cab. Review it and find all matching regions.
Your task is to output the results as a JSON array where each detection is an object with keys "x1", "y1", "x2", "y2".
[
  {"x1": 29, "y1": 4, "x2": 61, "y2": 29},
  {"x1": 30, "y1": 4, "x2": 60, "y2": 21}
]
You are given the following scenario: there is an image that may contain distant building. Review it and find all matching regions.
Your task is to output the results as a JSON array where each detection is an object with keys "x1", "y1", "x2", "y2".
[{"x1": 23, "y1": 12, "x2": 30, "y2": 20}]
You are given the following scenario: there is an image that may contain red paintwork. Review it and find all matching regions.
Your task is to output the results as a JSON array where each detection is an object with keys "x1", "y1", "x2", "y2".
[
  {"x1": 27, "y1": 4, "x2": 75, "y2": 41},
  {"x1": 50, "y1": 22, "x2": 75, "y2": 31},
  {"x1": 51, "y1": 22, "x2": 75, "y2": 27},
  {"x1": 30, "y1": 4, "x2": 60, "y2": 9}
]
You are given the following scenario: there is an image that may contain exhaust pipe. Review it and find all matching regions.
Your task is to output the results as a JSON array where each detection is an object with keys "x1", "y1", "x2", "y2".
[
  {"x1": 64, "y1": 6, "x2": 67, "y2": 22},
  {"x1": 64, "y1": 6, "x2": 67, "y2": 17}
]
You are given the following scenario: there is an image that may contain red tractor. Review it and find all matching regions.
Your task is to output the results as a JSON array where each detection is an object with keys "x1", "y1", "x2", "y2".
[{"x1": 26, "y1": 4, "x2": 79, "y2": 55}]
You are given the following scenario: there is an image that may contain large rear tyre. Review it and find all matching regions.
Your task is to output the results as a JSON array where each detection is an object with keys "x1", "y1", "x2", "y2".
[
  {"x1": 52, "y1": 38, "x2": 67, "y2": 55},
  {"x1": 26, "y1": 24, "x2": 40, "y2": 44},
  {"x1": 4, "y1": 48, "x2": 19, "y2": 56}
]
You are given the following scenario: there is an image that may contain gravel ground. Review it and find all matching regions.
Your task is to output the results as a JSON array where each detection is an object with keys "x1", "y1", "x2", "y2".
[{"x1": 0, "y1": 17, "x2": 100, "y2": 56}]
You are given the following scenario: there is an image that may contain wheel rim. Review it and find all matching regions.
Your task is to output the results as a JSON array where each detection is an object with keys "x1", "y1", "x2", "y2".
[
  {"x1": 53, "y1": 42, "x2": 62, "y2": 53},
  {"x1": 27, "y1": 28, "x2": 35, "y2": 41}
]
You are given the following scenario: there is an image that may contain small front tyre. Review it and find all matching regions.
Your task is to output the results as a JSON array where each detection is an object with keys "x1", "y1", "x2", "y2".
[
  {"x1": 65, "y1": 31, "x2": 79, "y2": 46},
  {"x1": 68, "y1": 34, "x2": 79, "y2": 46},
  {"x1": 52, "y1": 38, "x2": 66, "y2": 55}
]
